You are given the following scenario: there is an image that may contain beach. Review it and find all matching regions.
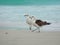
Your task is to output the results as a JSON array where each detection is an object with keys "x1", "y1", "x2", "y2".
[
  {"x1": 0, "y1": 30, "x2": 60, "y2": 45},
  {"x1": 0, "y1": 0, "x2": 60, "y2": 45}
]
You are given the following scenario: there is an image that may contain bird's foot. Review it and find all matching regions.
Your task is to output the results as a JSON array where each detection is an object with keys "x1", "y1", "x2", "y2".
[
  {"x1": 37, "y1": 31, "x2": 40, "y2": 33},
  {"x1": 31, "y1": 30, "x2": 35, "y2": 32}
]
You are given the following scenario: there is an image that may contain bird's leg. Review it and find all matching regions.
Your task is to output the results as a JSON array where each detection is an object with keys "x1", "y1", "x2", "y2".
[
  {"x1": 29, "y1": 25, "x2": 32, "y2": 31},
  {"x1": 37, "y1": 27, "x2": 40, "y2": 32},
  {"x1": 31, "y1": 28, "x2": 37, "y2": 32},
  {"x1": 32, "y1": 27, "x2": 40, "y2": 32},
  {"x1": 29, "y1": 27, "x2": 31, "y2": 30}
]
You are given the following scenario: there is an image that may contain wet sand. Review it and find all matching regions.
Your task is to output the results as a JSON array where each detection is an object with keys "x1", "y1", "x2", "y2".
[{"x1": 0, "y1": 30, "x2": 60, "y2": 45}]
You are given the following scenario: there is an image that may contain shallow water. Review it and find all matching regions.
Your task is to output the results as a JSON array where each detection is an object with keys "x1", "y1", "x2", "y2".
[{"x1": 0, "y1": 5, "x2": 60, "y2": 31}]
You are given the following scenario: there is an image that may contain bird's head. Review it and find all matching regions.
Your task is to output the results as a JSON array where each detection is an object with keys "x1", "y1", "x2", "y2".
[
  {"x1": 31, "y1": 16, "x2": 36, "y2": 21},
  {"x1": 24, "y1": 14, "x2": 29, "y2": 17}
]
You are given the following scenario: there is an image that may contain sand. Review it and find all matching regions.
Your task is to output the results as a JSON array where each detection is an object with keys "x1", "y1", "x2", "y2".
[{"x1": 0, "y1": 30, "x2": 60, "y2": 45}]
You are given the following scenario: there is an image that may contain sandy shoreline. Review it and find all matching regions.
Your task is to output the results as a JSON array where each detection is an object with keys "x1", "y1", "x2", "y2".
[{"x1": 0, "y1": 30, "x2": 60, "y2": 45}]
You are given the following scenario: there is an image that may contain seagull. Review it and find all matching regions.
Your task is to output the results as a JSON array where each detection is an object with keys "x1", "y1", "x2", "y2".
[
  {"x1": 24, "y1": 14, "x2": 51, "y2": 32},
  {"x1": 24, "y1": 15, "x2": 33, "y2": 30}
]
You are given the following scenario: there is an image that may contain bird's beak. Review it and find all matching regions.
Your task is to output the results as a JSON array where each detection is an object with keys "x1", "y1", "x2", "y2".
[{"x1": 24, "y1": 15, "x2": 29, "y2": 17}]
